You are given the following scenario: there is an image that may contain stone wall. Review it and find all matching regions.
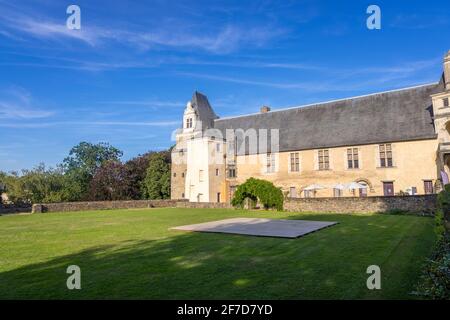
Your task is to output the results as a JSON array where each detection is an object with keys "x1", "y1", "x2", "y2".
[
  {"x1": 0, "y1": 204, "x2": 32, "y2": 214},
  {"x1": 32, "y1": 199, "x2": 187, "y2": 213},
  {"x1": 176, "y1": 201, "x2": 233, "y2": 209},
  {"x1": 284, "y1": 195, "x2": 437, "y2": 215},
  {"x1": 30, "y1": 199, "x2": 233, "y2": 213},
  {"x1": 23, "y1": 195, "x2": 438, "y2": 215}
]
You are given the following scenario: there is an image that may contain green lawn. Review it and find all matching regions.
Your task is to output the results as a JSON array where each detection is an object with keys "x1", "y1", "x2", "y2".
[{"x1": 0, "y1": 208, "x2": 435, "y2": 299}]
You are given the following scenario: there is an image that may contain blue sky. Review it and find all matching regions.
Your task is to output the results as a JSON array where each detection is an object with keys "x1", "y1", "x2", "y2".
[{"x1": 1, "y1": 0, "x2": 449, "y2": 172}]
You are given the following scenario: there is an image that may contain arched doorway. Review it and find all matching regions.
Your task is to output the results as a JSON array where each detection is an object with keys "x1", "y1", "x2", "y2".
[
  {"x1": 356, "y1": 178, "x2": 373, "y2": 196},
  {"x1": 358, "y1": 181, "x2": 368, "y2": 197},
  {"x1": 445, "y1": 121, "x2": 450, "y2": 135}
]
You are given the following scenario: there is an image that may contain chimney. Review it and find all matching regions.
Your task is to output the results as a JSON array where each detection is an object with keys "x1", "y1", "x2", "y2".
[
  {"x1": 445, "y1": 50, "x2": 450, "y2": 90},
  {"x1": 260, "y1": 105, "x2": 271, "y2": 113}
]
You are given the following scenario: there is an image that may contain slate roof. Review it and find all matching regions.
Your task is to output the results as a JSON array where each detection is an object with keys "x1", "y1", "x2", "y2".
[
  {"x1": 192, "y1": 91, "x2": 218, "y2": 131},
  {"x1": 213, "y1": 82, "x2": 444, "y2": 154}
]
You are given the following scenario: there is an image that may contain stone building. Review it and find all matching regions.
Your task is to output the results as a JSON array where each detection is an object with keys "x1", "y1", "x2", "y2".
[{"x1": 171, "y1": 51, "x2": 450, "y2": 202}]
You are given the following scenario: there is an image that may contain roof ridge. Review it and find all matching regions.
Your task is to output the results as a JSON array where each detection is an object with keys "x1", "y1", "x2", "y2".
[{"x1": 215, "y1": 82, "x2": 438, "y2": 122}]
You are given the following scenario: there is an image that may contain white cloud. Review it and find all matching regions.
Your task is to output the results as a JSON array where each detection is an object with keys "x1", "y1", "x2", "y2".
[
  {"x1": 82, "y1": 120, "x2": 180, "y2": 126},
  {"x1": 0, "y1": 88, "x2": 54, "y2": 119},
  {"x1": 12, "y1": 19, "x2": 101, "y2": 46},
  {"x1": 97, "y1": 100, "x2": 184, "y2": 108},
  {"x1": 174, "y1": 72, "x2": 349, "y2": 91},
  {"x1": 390, "y1": 14, "x2": 449, "y2": 30},
  {"x1": 0, "y1": 120, "x2": 179, "y2": 128},
  {"x1": 129, "y1": 24, "x2": 285, "y2": 54},
  {"x1": 0, "y1": 9, "x2": 284, "y2": 54},
  {"x1": 174, "y1": 56, "x2": 440, "y2": 92}
]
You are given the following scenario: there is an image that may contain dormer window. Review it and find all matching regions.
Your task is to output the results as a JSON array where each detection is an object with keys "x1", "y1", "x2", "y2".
[
  {"x1": 444, "y1": 98, "x2": 449, "y2": 108},
  {"x1": 186, "y1": 118, "x2": 193, "y2": 128}
]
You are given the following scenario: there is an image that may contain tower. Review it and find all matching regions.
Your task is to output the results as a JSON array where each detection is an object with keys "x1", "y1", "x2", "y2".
[
  {"x1": 431, "y1": 51, "x2": 450, "y2": 186},
  {"x1": 171, "y1": 92, "x2": 225, "y2": 202}
]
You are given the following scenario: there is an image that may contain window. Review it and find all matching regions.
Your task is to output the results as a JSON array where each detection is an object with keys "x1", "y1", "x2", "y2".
[
  {"x1": 216, "y1": 143, "x2": 221, "y2": 152},
  {"x1": 358, "y1": 182, "x2": 368, "y2": 197},
  {"x1": 318, "y1": 149, "x2": 329, "y2": 170},
  {"x1": 181, "y1": 172, "x2": 185, "y2": 178},
  {"x1": 289, "y1": 187, "x2": 297, "y2": 198},
  {"x1": 424, "y1": 180, "x2": 433, "y2": 194},
  {"x1": 199, "y1": 170, "x2": 204, "y2": 182},
  {"x1": 333, "y1": 188, "x2": 343, "y2": 197},
  {"x1": 266, "y1": 153, "x2": 276, "y2": 173},
  {"x1": 217, "y1": 192, "x2": 221, "y2": 203},
  {"x1": 290, "y1": 152, "x2": 300, "y2": 172},
  {"x1": 181, "y1": 193, "x2": 185, "y2": 198},
  {"x1": 215, "y1": 168, "x2": 219, "y2": 176},
  {"x1": 347, "y1": 148, "x2": 359, "y2": 169},
  {"x1": 229, "y1": 186, "x2": 237, "y2": 200},
  {"x1": 228, "y1": 167, "x2": 236, "y2": 178},
  {"x1": 383, "y1": 182, "x2": 394, "y2": 196},
  {"x1": 304, "y1": 190, "x2": 312, "y2": 198},
  {"x1": 228, "y1": 140, "x2": 236, "y2": 156},
  {"x1": 379, "y1": 144, "x2": 393, "y2": 167},
  {"x1": 444, "y1": 98, "x2": 449, "y2": 107},
  {"x1": 173, "y1": 172, "x2": 176, "y2": 177},
  {"x1": 186, "y1": 118, "x2": 193, "y2": 128}
]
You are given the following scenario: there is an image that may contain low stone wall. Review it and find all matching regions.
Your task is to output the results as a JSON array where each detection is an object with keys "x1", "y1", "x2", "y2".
[
  {"x1": 30, "y1": 199, "x2": 234, "y2": 213},
  {"x1": 24, "y1": 195, "x2": 438, "y2": 215},
  {"x1": 176, "y1": 201, "x2": 233, "y2": 209},
  {"x1": 0, "y1": 204, "x2": 32, "y2": 214},
  {"x1": 32, "y1": 199, "x2": 187, "y2": 213},
  {"x1": 284, "y1": 195, "x2": 437, "y2": 215}
]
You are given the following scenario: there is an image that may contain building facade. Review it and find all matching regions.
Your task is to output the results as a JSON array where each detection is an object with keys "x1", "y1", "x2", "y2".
[{"x1": 171, "y1": 51, "x2": 450, "y2": 202}]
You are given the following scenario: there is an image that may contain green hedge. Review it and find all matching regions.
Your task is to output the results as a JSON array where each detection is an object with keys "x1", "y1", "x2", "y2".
[
  {"x1": 231, "y1": 178, "x2": 283, "y2": 211},
  {"x1": 413, "y1": 184, "x2": 450, "y2": 299}
]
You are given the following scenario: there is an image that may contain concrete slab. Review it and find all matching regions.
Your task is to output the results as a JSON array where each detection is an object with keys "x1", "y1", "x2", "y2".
[{"x1": 170, "y1": 218, "x2": 338, "y2": 239}]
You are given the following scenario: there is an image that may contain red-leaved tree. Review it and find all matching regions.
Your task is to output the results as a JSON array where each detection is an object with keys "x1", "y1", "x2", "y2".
[{"x1": 89, "y1": 161, "x2": 132, "y2": 201}]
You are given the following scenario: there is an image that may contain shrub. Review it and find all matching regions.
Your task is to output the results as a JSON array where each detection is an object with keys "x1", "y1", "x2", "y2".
[
  {"x1": 413, "y1": 184, "x2": 450, "y2": 299},
  {"x1": 231, "y1": 178, "x2": 283, "y2": 211},
  {"x1": 435, "y1": 209, "x2": 446, "y2": 243},
  {"x1": 413, "y1": 235, "x2": 450, "y2": 299},
  {"x1": 385, "y1": 208, "x2": 408, "y2": 215}
]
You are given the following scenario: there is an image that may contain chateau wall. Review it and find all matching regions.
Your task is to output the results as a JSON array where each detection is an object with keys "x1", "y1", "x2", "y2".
[
  {"x1": 232, "y1": 139, "x2": 439, "y2": 197},
  {"x1": 171, "y1": 137, "x2": 187, "y2": 200},
  {"x1": 171, "y1": 166, "x2": 186, "y2": 200},
  {"x1": 171, "y1": 158, "x2": 186, "y2": 200},
  {"x1": 284, "y1": 195, "x2": 437, "y2": 215},
  {"x1": 185, "y1": 137, "x2": 211, "y2": 202},
  {"x1": 208, "y1": 138, "x2": 226, "y2": 202}
]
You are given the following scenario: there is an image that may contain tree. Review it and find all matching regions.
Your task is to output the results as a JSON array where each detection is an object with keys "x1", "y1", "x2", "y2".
[
  {"x1": 0, "y1": 171, "x2": 7, "y2": 204},
  {"x1": 62, "y1": 142, "x2": 123, "y2": 201},
  {"x1": 89, "y1": 161, "x2": 131, "y2": 201},
  {"x1": 63, "y1": 142, "x2": 123, "y2": 176},
  {"x1": 124, "y1": 152, "x2": 153, "y2": 199},
  {"x1": 143, "y1": 152, "x2": 171, "y2": 199},
  {"x1": 1, "y1": 143, "x2": 173, "y2": 204},
  {"x1": 231, "y1": 177, "x2": 284, "y2": 211},
  {"x1": 0, "y1": 165, "x2": 67, "y2": 204}
]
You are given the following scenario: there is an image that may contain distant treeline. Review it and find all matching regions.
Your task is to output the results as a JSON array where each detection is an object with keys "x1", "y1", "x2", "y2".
[{"x1": 0, "y1": 142, "x2": 171, "y2": 205}]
